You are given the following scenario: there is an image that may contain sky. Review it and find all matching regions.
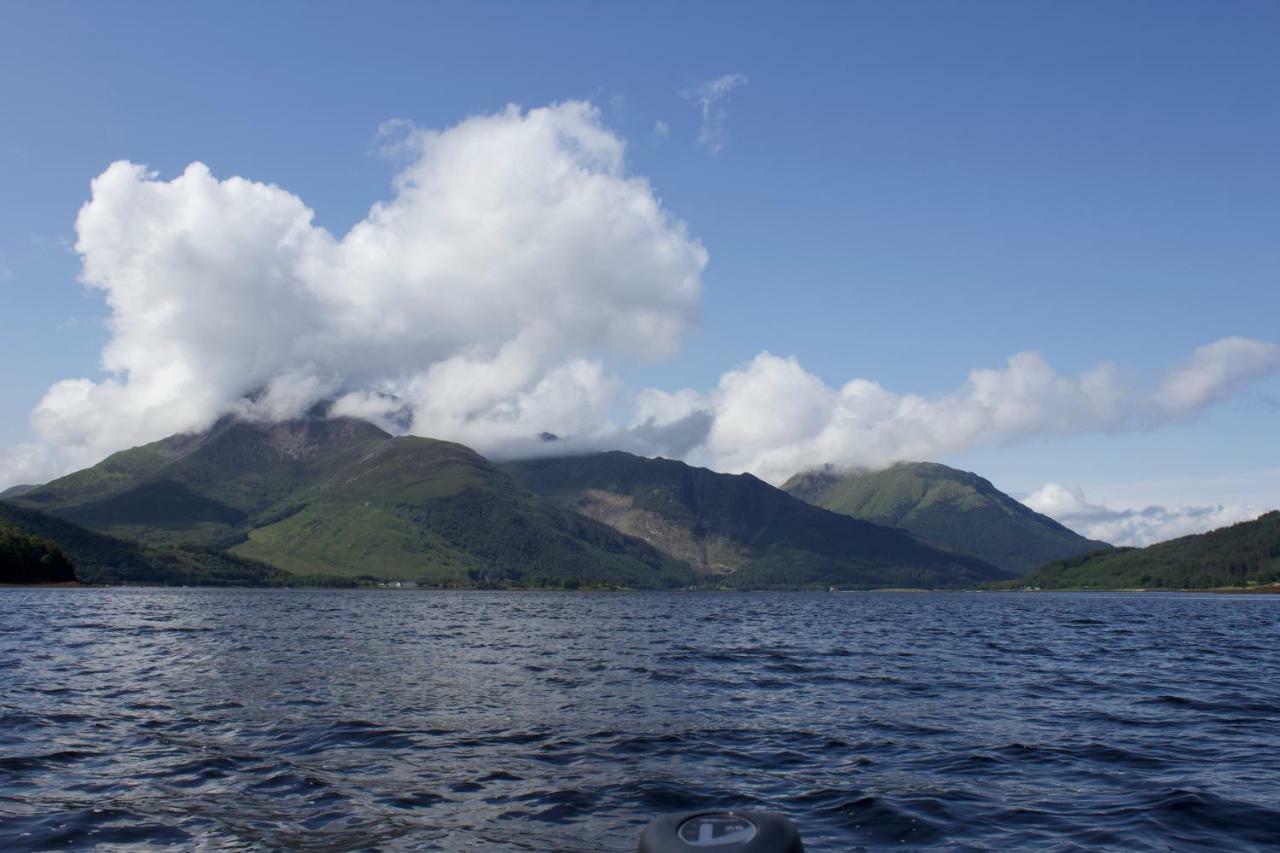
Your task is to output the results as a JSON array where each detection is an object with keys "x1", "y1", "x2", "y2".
[{"x1": 1, "y1": 1, "x2": 1278, "y2": 545}]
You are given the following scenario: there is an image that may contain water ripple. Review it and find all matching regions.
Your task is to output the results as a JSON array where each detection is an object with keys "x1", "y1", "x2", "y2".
[{"x1": 0, "y1": 588, "x2": 1278, "y2": 850}]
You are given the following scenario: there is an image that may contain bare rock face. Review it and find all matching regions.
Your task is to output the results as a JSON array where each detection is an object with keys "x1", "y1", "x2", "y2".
[{"x1": 568, "y1": 489, "x2": 747, "y2": 575}]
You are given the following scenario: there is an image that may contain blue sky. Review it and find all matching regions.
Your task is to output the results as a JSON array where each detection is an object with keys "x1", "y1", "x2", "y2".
[{"x1": 1, "y1": 1, "x2": 1278, "y2": 542}]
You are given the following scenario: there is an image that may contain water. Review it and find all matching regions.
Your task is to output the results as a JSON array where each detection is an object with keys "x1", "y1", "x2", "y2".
[{"x1": 1, "y1": 589, "x2": 1278, "y2": 851}]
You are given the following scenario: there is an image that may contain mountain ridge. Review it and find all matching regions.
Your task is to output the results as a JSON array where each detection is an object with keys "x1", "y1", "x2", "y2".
[
  {"x1": 1005, "y1": 510, "x2": 1280, "y2": 590},
  {"x1": 11, "y1": 417, "x2": 694, "y2": 588},
  {"x1": 782, "y1": 461, "x2": 1109, "y2": 574},
  {"x1": 0, "y1": 500, "x2": 296, "y2": 586},
  {"x1": 502, "y1": 451, "x2": 1013, "y2": 589}
]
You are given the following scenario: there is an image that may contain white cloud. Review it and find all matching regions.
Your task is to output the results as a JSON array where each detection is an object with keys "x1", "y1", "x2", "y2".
[
  {"x1": 1154, "y1": 337, "x2": 1280, "y2": 419},
  {"x1": 653, "y1": 120, "x2": 670, "y2": 139},
  {"x1": 4, "y1": 101, "x2": 707, "y2": 485},
  {"x1": 233, "y1": 369, "x2": 342, "y2": 423},
  {"x1": 681, "y1": 73, "x2": 748, "y2": 154},
  {"x1": 508, "y1": 339, "x2": 1274, "y2": 488},
  {"x1": 0, "y1": 442, "x2": 97, "y2": 491},
  {"x1": 1022, "y1": 482, "x2": 1269, "y2": 547},
  {"x1": 666, "y1": 345, "x2": 1250, "y2": 484},
  {"x1": 369, "y1": 117, "x2": 420, "y2": 161}
]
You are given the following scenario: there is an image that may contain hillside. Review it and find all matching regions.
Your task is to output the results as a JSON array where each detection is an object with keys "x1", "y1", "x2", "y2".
[
  {"x1": 502, "y1": 452, "x2": 1012, "y2": 589},
  {"x1": 0, "y1": 501, "x2": 297, "y2": 586},
  {"x1": 0, "y1": 484, "x2": 38, "y2": 499},
  {"x1": 1007, "y1": 510, "x2": 1280, "y2": 590},
  {"x1": 0, "y1": 517, "x2": 76, "y2": 584},
  {"x1": 782, "y1": 462, "x2": 1109, "y2": 575},
  {"x1": 11, "y1": 416, "x2": 693, "y2": 588}
]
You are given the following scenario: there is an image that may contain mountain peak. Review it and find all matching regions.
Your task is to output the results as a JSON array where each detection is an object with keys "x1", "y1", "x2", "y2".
[
  {"x1": 781, "y1": 460, "x2": 1109, "y2": 575},
  {"x1": 181, "y1": 413, "x2": 392, "y2": 462}
]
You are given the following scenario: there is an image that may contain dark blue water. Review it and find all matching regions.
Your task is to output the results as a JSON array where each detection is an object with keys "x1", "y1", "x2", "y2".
[{"x1": 1, "y1": 589, "x2": 1278, "y2": 851}]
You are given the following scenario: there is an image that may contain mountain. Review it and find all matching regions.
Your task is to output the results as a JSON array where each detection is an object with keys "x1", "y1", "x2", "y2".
[
  {"x1": 0, "y1": 501, "x2": 294, "y2": 586},
  {"x1": 782, "y1": 462, "x2": 1109, "y2": 575},
  {"x1": 1007, "y1": 510, "x2": 1280, "y2": 590},
  {"x1": 10, "y1": 416, "x2": 692, "y2": 588},
  {"x1": 0, "y1": 484, "x2": 39, "y2": 499},
  {"x1": 0, "y1": 516, "x2": 76, "y2": 584},
  {"x1": 502, "y1": 452, "x2": 1013, "y2": 589}
]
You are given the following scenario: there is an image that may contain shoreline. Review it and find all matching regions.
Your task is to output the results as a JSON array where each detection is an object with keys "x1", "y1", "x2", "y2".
[
  {"x1": 6, "y1": 582, "x2": 1280, "y2": 594},
  {"x1": 994, "y1": 583, "x2": 1280, "y2": 595}
]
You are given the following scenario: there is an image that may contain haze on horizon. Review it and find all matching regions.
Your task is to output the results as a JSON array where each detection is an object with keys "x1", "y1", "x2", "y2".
[{"x1": 2, "y1": 1, "x2": 1278, "y2": 547}]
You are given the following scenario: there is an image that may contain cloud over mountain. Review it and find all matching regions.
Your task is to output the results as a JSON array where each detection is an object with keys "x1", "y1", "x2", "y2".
[
  {"x1": 1, "y1": 101, "x2": 1278, "y2": 494},
  {"x1": 1022, "y1": 482, "x2": 1268, "y2": 547},
  {"x1": 639, "y1": 345, "x2": 1279, "y2": 484},
  {"x1": 4, "y1": 102, "x2": 706, "y2": 480}
]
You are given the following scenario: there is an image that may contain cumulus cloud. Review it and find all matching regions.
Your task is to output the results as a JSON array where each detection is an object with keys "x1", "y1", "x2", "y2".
[
  {"x1": 1022, "y1": 482, "x2": 1269, "y2": 547},
  {"x1": 7, "y1": 101, "x2": 706, "y2": 484},
  {"x1": 645, "y1": 340, "x2": 1277, "y2": 484},
  {"x1": 681, "y1": 73, "x2": 749, "y2": 154}
]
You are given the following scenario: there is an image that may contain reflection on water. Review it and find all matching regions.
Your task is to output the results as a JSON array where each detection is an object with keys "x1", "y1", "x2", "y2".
[{"x1": 2, "y1": 588, "x2": 1279, "y2": 850}]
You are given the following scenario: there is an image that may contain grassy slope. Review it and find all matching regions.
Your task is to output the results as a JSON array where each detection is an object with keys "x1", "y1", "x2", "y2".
[
  {"x1": 19, "y1": 416, "x2": 391, "y2": 546},
  {"x1": 0, "y1": 484, "x2": 39, "y2": 500},
  {"x1": 1004, "y1": 511, "x2": 1280, "y2": 589},
  {"x1": 236, "y1": 437, "x2": 693, "y2": 586},
  {"x1": 504, "y1": 452, "x2": 1012, "y2": 589},
  {"x1": 0, "y1": 501, "x2": 295, "y2": 586},
  {"x1": 13, "y1": 418, "x2": 693, "y2": 588},
  {"x1": 783, "y1": 462, "x2": 1109, "y2": 575}
]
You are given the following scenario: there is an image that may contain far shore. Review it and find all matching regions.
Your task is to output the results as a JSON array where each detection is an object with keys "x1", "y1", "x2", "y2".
[
  {"x1": 995, "y1": 583, "x2": 1280, "y2": 595},
  {"x1": 6, "y1": 582, "x2": 1280, "y2": 595}
]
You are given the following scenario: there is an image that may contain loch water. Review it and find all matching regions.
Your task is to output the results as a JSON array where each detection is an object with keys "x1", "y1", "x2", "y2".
[{"x1": 1, "y1": 588, "x2": 1278, "y2": 851}]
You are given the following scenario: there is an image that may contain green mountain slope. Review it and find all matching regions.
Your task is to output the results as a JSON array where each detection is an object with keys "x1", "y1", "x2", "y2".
[
  {"x1": 502, "y1": 452, "x2": 1013, "y2": 589},
  {"x1": 0, "y1": 501, "x2": 292, "y2": 586},
  {"x1": 0, "y1": 484, "x2": 38, "y2": 499},
  {"x1": 18, "y1": 415, "x2": 390, "y2": 542},
  {"x1": 0, "y1": 516, "x2": 77, "y2": 584},
  {"x1": 1006, "y1": 510, "x2": 1280, "y2": 590},
  {"x1": 12, "y1": 417, "x2": 692, "y2": 588},
  {"x1": 782, "y1": 462, "x2": 1109, "y2": 575}
]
